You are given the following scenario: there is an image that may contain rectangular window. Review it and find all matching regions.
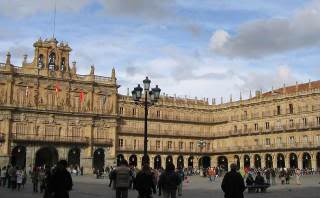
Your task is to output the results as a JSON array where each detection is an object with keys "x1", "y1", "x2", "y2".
[
  {"x1": 254, "y1": 138, "x2": 259, "y2": 145},
  {"x1": 156, "y1": 140, "x2": 160, "y2": 149},
  {"x1": 289, "y1": 104, "x2": 293, "y2": 114},
  {"x1": 243, "y1": 124, "x2": 247, "y2": 132},
  {"x1": 119, "y1": 107, "x2": 123, "y2": 114},
  {"x1": 276, "y1": 137, "x2": 282, "y2": 144},
  {"x1": 289, "y1": 136, "x2": 295, "y2": 144},
  {"x1": 132, "y1": 108, "x2": 136, "y2": 116},
  {"x1": 234, "y1": 125, "x2": 237, "y2": 133},
  {"x1": 266, "y1": 138, "x2": 271, "y2": 145},
  {"x1": 157, "y1": 110, "x2": 161, "y2": 118},
  {"x1": 317, "y1": 117, "x2": 320, "y2": 125},
  {"x1": 277, "y1": 105, "x2": 281, "y2": 115},
  {"x1": 265, "y1": 122, "x2": 270, "y2": 130},
  {"x1": 303, "y1": 135, "x2": 308, "y2": 143},
  {"x1": 316, "y1": 135, "x2": 320, "y2": 142},
  {"x1": 179, "y1": 142, "x2": 183, "y2": 150},
  {"x1": 168, "y1": 141, "x2": 172, "y2": 149},
  {"x1": 207, "y1": 142, "x2": 211, "y2": 151},
  {"x1": 289, "y1": 119, "x2": 294, "y2": 128},
  {"x1": 119, "y1": 139, "x2": 123, "y2": 147},
  {"x1": 133, "y1": 139, "x2": 137, "y2": 149},
  {"x1": 190, "y1": 142, "x2": 194, "y2": 150},
  {"x1": 302, "y1": 118, "x2": 307, "y2": 126},
  {"x1": 254, "y1": 123, "x2": 259, "y2": 131}
]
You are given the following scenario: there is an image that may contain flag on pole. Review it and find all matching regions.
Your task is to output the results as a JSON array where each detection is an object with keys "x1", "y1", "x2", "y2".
[{"x1": 80, "y1": 90, "x2": 85, "y2": 103}]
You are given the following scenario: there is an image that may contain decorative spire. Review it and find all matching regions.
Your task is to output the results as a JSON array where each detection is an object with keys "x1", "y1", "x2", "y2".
[
  {"x1": 230, "y1": 94, "x2": 232, "y2": 102},
  {"x1": 221, "y1": 96, "x2": 223, "y2": 104},
  {"x1": 249, "y1": 90, "x2": 252, "y2": 99},
  {"x1": 5, "y1": 52, "x2": 11, "y2": 65},
  {"x1": 212, "y1": 98, "x2": 216, "y2": 105},
  {"x1": 295, "y1": 81, "x2": 299, "y2": 92},
  {"x1": 23, "y1": 54, "x2": 28, "y2": 64},
  {"x1": 72, "y1": 61, "x2": 77, "y2": 74},
  {"x1": 283, "y1": 83, "x2": 286, "y2": 94},
  {"x1": 308, "y1": 79, "x2": 312, "y2": 90},
  {"x1": 271, "y1": 86, "x2": 274, "y2": 94},
  {"x1": 127, "y1": 88, "x2": 129, "y2": 96},
  {"x1": 111, "y1": 67, "x2": 116, "y2": 81},
  {"x1": 240, "y1": 91, "x2": 242, "y2": 100},
  {"x1": 90, "y1": 65, "x2": 95, "y2": 75}
]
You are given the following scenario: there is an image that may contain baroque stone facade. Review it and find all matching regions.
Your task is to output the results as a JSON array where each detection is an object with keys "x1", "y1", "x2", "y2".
[{"x1": 0, "y1": 38, "x2": 320, "y2": 173}]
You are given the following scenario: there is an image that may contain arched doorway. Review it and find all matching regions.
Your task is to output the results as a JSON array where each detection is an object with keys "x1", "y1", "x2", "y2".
[
  {"x1": 317, "y1": 152, "x2": 320, "y2": 170},
  {"x1": 93, "y1": 148, "x2": 105, "y2": 171},
  {"x1": 199, "y1": 156, "x2": 211, "y2": 169},
  {"x1": 234, "y1": 155, "x2": 240, "y2": 170},
  {"x1": 11, "y1": 146, "x2": 26, "y2": 169},
  {"x1": 166, "y1": 155, "x2": 173, "y2": 167},
  {"x1": 277, "y1": 153, "x2": 285, "y2": 168},
  {"x1": 35, "y1": 146, "x2": 59, "y2": 167},
  {"x1": 244, "y1": 155, "x2": 250, "y2": 168},
  {"x1": 188, "y1": 156, "x2": 194, "y2": 168},
  {"x1": 177, "y1": 155, "x2": 184, "y2": 169},
  {"x1": 154, "y1": 155, "x2": 161, "y2": 169},
  {"x1": 68, "y1": 148, "x2": 80, "y2": 168},
  {"x1": 129, "y1": 155, "x2": 137, "y2": 167},
  {"x1": 217, "y1": 156, "x2": 228, "y2": 171},
  {"x1": 142, "y1": 155, "x2": 150, "y2": 166},
  {"x1": 117, "y1": 154, "x2": 125, "y2": 166},
  {"x1": 254, "y1": 154, "x2": 261, "y2": 168},
  {"x1": 289, "y1": 153, "x2": 298, "y2": 168},
  {"x1": 302, "y1": 152, "x2": 311, "y2": 169},
  {"x1": 265, "y1": 154, "x2": 273, "y2": 168}
]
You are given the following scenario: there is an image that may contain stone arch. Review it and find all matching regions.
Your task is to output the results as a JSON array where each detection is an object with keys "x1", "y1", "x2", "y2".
[
  {"x1": 289, "y1": 153, "x2": 298, "y2": 168},
  {"x1": 199, "y1": 156, "x2": 211, "y2": 169},
  {"x1": 93, "y1": 148, "x2": 105, "y2": 171},
  {"x1": 166, "y1": 155, "x2": 173, "y2": 167},
  {"x1": 217, "y1": 156, "x2": 228, "y2": 171},
  {"x1": 11, "y1": 145, "x2": 26, "y2": 169},
  {"x1": 254, "y1": 154, "x2": 261, "y2": 168},
  {"x1": 177, "y1": 155, "x2": 184, "y2": 169},
  {"x1": 154, "y1": 155, "x2": 161, "y2": 169},
  {"x1": 265, "y1": 154, "x2": 273, "y2": 168},
  {"x1": 277, "y1": 153, "x2": 285, "y2": 168},
  {"x1": 35, "y1": 146, "x2": 59, "y2": 167},
  {"x1": 116, "y1": 154, "x2": 125, "y2": 166},
  {"x1": 244, "y1": 154, "x2": 250, "y2": 168},
  {"x1": 129, "y1": 154, "x2": 137, "y2": 167},
  {"x1": 302, "y1": 152, "x2": 311, "y2": 169},
  {"x1": 142, "y1": 155, "x2": 150, "y2": 166},
  {"x1": 188, "y1": 156, "x2": 194, "y2": 168},
  {"x1": 317, "y1": 152, "x2": 320, "y2": 170},
  {"x1": 68, "y1": 147, "x2": 80, "y2": 168}
]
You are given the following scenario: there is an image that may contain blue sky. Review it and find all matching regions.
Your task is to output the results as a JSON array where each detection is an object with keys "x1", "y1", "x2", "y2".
[{"x1": 0, "y1": 0, "x2": 319, "y2": 103}]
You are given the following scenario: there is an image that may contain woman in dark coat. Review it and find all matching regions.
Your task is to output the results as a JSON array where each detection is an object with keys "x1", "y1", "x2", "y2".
[{"x1": 221, "y1": 163, "x2": 245, "y2": 198}]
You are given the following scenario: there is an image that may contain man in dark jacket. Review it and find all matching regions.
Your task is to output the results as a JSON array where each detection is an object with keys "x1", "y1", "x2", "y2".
[
  {"x1": 48, "y1": 160, "x2": 73, "y2": 198},
  {"x1": 134, "y1": 163, "x2": 156, "y2": 198},
  {"x1": 221, "y1": 163, "x2": 245, "y2": 198},
  {"x1": 158, "y1": 162, "x2": 181, "y2": 198}
]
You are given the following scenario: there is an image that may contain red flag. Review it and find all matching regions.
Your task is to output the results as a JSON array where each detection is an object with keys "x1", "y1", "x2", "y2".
[
  {"x1": 54, "y1": 83, "x2": 60, "y2": 93},
  {"x1": 80, "y1": 90, "x2": 85, "y2": 103}
]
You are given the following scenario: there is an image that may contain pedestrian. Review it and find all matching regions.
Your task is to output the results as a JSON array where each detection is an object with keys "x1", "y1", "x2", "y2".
[
  {"x1": 16, "y1": 168, "x2": 23, "y2": 191},
  {"x1": 43, "y1": 166, "x2": 53, "y2": 198},
  {"x1": 265, "y1": 168, "x2": 271, "y2": 184},
  {"x1": 31, "y1": 167, "x2": 39, "y2": 192},
  {"x1": 295, "y1": 168, "x2": 301, "y2": 185},
  {"x1": 271, "y1": 168, "x2": 276, "y2": 185},
  {"x1": 176, "y1": 168, "x2": 184, "y2": 196},
  {"x1": 279, "y1": 169, "x2": 285, "y2": 185},
  {"x1": 47, "y1": 160, "x2": 73, "y2": 198},
  {"x1": 80, "y1": 166, "x2": 84, "y2": 176},
  {"x1": 9, "y1": 166, "x2": 17, "y2": 190},
  {"x1": 158, "y1": 162, "x2": 181, "y2": 198},
  {"x1": 285, "y1": 169, "x2": 290, "y2": 184},
  {"x1": 0, "y1": 166, "x2": 6, "y2": 186},
  {"x1": 134, "y1": 163, "x2": 156, "y2": 198},
  {"x1": 112, "y1": 159, "x2": 131, "y2": 198},
  {"x1": 221, "y1": 163, "x2": 245, "y2": 198},
  {"x1": 39, "y1": 167, "x2": 46, "y2": 193},
  {"x1": 254, "y1": 172, "x2": 266, "y2": 192}
]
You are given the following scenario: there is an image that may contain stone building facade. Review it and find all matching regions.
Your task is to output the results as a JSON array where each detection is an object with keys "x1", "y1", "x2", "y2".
[{"x1": 0, "y1": 39, "x2": 319, "y2": 173}]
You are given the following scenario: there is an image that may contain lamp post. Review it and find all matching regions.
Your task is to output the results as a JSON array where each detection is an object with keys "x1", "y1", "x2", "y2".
[{"x1": 131, "y1": 77, "x2": 161, "y2": 163}]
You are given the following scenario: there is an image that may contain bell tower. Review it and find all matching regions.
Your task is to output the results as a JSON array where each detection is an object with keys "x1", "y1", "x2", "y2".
[{"x1": 30, "y1": 38, "x2": 72, "y2": 75}]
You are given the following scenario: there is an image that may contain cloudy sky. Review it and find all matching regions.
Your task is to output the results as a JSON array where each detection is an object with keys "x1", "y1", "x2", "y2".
[{"x1": 0, "y1": 0, "x2": 319, "y2": 103}]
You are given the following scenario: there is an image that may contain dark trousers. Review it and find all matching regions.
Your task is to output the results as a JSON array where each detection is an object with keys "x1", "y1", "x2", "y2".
[
  {"x1": 7, "y1": 177, "x2": 11, "y2": 188},
  {"x1": 163, "y1": 189, "x2": 177, "y2": 198},
  {"x1": 1, "y1": 177, "x2": 6, "y2": 186},
  {"x1": 33, "y1": 181, "x2": 38, "y2": 192},
  {"x1": 116, "y1": 188, "x2": 128, "y2": 198}
]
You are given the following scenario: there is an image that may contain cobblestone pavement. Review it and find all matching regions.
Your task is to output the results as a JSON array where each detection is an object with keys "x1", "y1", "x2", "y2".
[{"x1": 0, "y1": 175, "x2": 320, "y2": 198}]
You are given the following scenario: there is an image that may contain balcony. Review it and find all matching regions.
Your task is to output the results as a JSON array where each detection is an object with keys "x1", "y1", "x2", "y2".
[
  {"x1": 11, "y1": 133, "x2": 89, "y2": 145},
  {"x1": 118, "y1": 145, "x2": 212, "y2": 154},
  {"x1": 92, "y1": 138, "x2": 113, "y2": 146},
  {"x1": 0, "y1": 133, "x2": 5, "y2": 142}
]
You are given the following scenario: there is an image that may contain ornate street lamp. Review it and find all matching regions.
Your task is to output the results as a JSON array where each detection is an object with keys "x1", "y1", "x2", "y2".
[
  {"x1": 197, "y1": 139, "x2": 206, "y2": 150},
  {"x1": 131, "y1": 77, "x2": 161, "y2": 163}
]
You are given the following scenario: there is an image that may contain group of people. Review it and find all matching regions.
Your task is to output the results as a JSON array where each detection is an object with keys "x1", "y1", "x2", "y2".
[
  {"x1": 0, "y1": 165, "x2": 27, "y2": 191},
  {"x1": 108, "y1": 159, "x2": 185, "y2": 198}
]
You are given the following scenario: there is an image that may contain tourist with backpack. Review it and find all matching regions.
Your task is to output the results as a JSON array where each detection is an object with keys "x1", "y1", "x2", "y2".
[
  {"x1": 158, "y1": 163, "x2": 181, "y2": 198},
  {"x1": 111, "y1": 160, "x2": 131, "y2": 198},
  {"x1": 134, "y1": 163, "x2": 156, "y2": 198}
]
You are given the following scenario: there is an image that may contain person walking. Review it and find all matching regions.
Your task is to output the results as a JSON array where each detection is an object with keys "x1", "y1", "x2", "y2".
[
  {"x1": 31, "y1": 167, "x2": 39, "y2": 193},
  {"x1": 176, "y1": 168, "x2": 184, "y2": 196},
  {"x1": 9, "y1": 166, "x2": 17, "y2": 190},
  {"x1": 295, "y1": 168, "x2": 301, "y2": 185},
  {"x1": 111, "y1": 159, "x2": 131, "y2": 198},
  {"x1": 265, "y1": 168, "x2": 271, "y2": 184},
  {"x1": 221, "y1": 163, "x2": 245, "y2": 198},
  {"x1": 47, "y1": 160, "x2": 73, "y2": 198},
  {"x1": 271, "y1": 168, "x2": 276, "y2": 185},
  {"x1": 16, "y1": 168, "x2": 23, "y2": 191},
  {"x1": 134, "y1": 163, "x2": 156, "y2": 198},
  {"x1": 158, "y1": 162, "x2": 181, "y2": 198},
  {"x1": 0, "y1": 166, "x2": 6, "y2": 186}
]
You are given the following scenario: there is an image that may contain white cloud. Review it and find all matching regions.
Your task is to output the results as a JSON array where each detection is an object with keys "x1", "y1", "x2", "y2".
[{"x1": 209, "y1": 0, "x2": 320, "y2": 58}]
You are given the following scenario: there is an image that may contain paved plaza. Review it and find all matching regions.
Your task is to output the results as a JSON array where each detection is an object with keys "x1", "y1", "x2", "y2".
[{"x1": 0, "y1": 175, "x2": 320, "y2": 198}]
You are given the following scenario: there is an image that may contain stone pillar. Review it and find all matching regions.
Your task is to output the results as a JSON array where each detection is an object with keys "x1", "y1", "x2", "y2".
[
  {"x1": 261, "y1": 154, "x2": 266, "y2": 168},
  {"x1": 161, "y1": 155, "x2": 167, "y2": 169},
  {"x1": 311, "y1": 158, "x2": 317, "y2": 170},
  {"x1": 272, "y1": 156, "x2": 277, "y2": 168},
  {"x1": 80, "y1": 147, "x2": 92, "y2": 174},
  {"x1": 239, "y1": 156, "x2": 244, "y2": 170},
  {"x1": 285, "y1": 154, "x2": 290, "y2": 168},
  {"x1": 0, "y1": 112, "x2": 12, "y2": 167},
  {"x1": 211, "y1": 156, "x2": 216, "y2": 168},
  {"x1": 172, "y1": 155, "x2": 178, "y2": 168},
  {"x1": 298, "y1": 154, "x2": 303, "y2": 169}
]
